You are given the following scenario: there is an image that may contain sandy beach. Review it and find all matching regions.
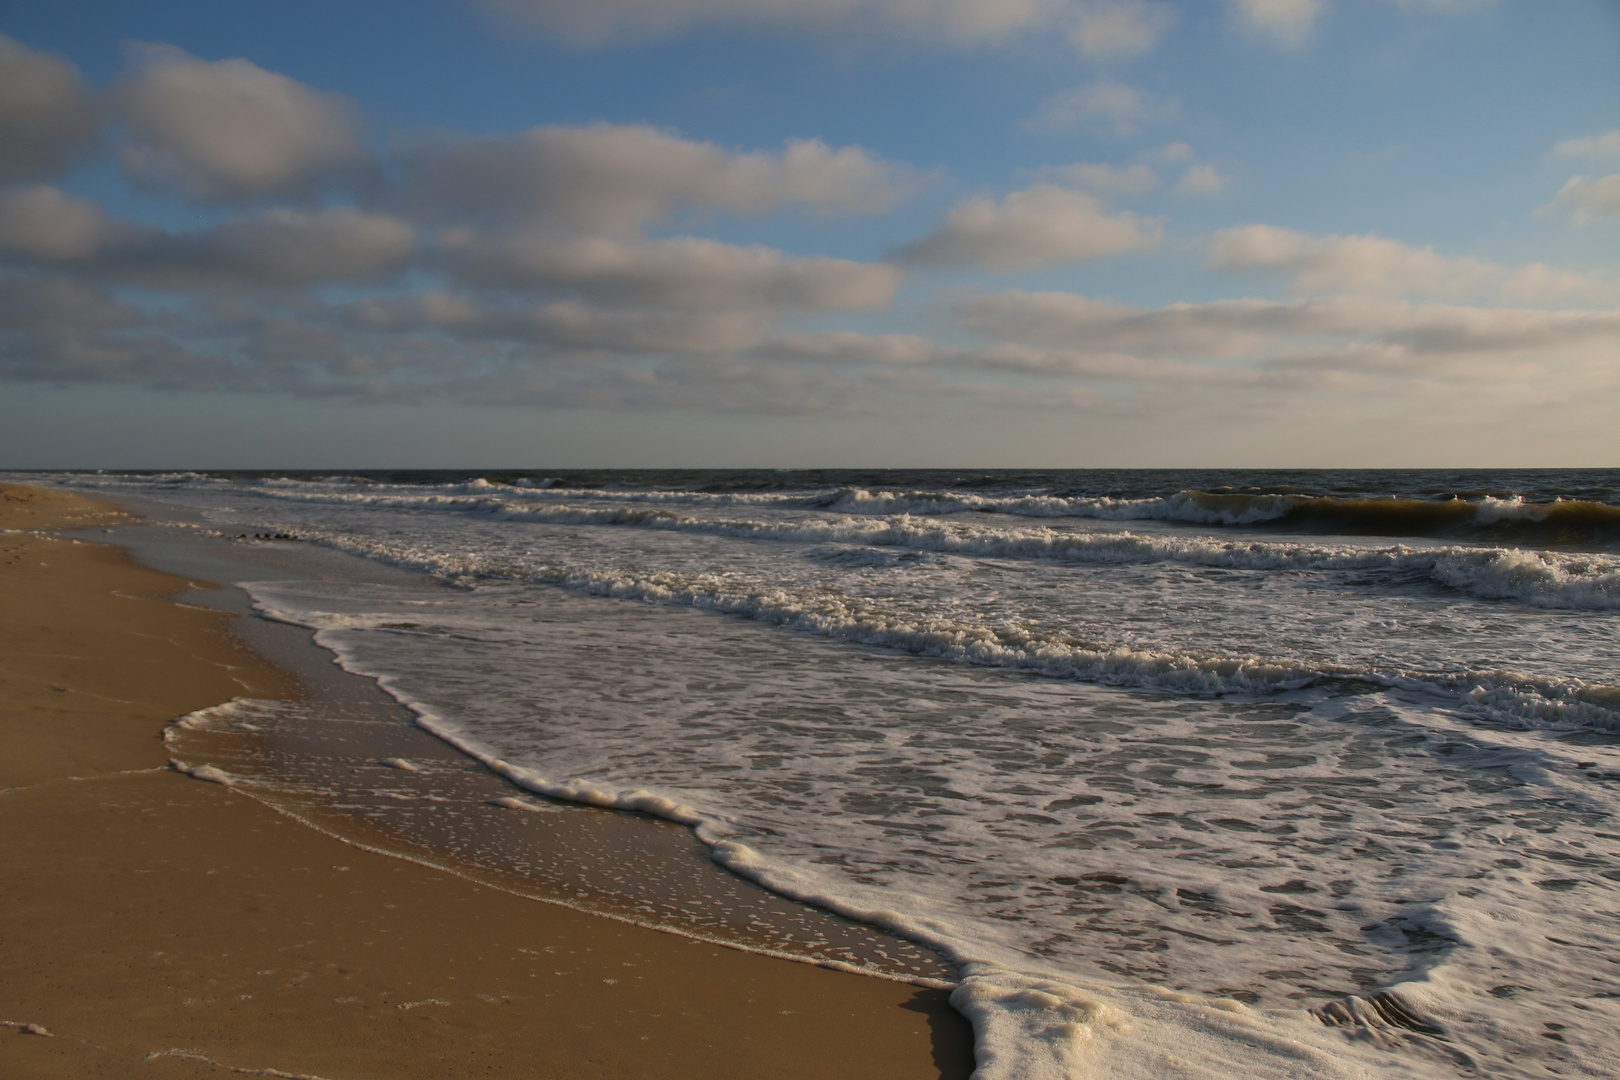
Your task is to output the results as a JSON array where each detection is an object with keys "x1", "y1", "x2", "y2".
[{"x1": 0, "y1": 483, "x2": 971, "y2": 1080}]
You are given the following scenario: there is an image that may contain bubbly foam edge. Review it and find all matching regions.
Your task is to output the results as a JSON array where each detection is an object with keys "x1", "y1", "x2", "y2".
[{"x1": 164, "y1": 698, "x2": 956, "y2": 992}]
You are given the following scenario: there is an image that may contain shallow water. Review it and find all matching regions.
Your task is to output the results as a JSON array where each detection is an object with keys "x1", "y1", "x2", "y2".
[{"x1": 21, "y1": 468, "x2": 1620, "y2": 1080}]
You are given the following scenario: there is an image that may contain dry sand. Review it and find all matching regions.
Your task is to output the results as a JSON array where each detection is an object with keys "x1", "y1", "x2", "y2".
[{"x1": 0, "y1": 483, "x2": 972, "y2": 1079}]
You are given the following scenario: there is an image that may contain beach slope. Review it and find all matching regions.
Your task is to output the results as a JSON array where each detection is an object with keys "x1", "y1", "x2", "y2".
[{"x1": 0, "y1": 483, "x2": 970, "y2": 1079}]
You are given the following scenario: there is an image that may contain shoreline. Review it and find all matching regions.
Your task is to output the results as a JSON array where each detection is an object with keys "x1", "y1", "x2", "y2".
[
  {"x1": 108, "y1": 509, "x2": 956, "y2": 986},
  {"x1": 1, "y1": 483, "x2": 973, "y2": 1079}
]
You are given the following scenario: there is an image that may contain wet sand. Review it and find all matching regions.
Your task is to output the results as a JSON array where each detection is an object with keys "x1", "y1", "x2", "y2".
[{"x1": 0, "y1": 483, "x2": 972, "y2": 1079}]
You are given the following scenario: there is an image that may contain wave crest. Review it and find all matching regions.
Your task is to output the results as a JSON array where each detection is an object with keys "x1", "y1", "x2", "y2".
[{"x1": 235, "y1": 484, "x2": 1620, "y2": 612}]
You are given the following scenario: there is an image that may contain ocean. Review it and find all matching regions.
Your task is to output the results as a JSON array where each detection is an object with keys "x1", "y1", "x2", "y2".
[{"x1": 21, "y1": 468, "x2": 1619, "y2": 1080}]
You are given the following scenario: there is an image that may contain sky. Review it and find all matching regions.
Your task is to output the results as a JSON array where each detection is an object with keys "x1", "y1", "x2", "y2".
[{"x1": 0, "y1": 0, "x2": 1616, "y2": 468}]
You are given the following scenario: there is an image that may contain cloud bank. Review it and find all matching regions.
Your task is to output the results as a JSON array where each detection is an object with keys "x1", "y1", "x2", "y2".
[
  {"x1": 0, "y1": 33, "x2": 100, "y2": 182},
  {"x1": 113, "y1": 44, "x2": 372, "y2": 201},
  {"x1": 1031, "y1": 78, "x2": 1177, "y2": 135},
  {"x1": 1206, "y1": 224, "x2": 1616, "y2": 301},
  {"x1": 483, "y1": 0, "x2": 1082, "y2": 48},
  {"x1": 405, "y1": 124, "x2": 913, "y2": 232},
  {"x1": 0, "y1": 30, "x2": 1611, "y2": 438},
  {"x1": 481, "y1": 0, "x2": 1445, "y2": 56},
  {"x1": 893, "y1": 184, "x2": 1159, "y2": 270},
  {"x1": 1542, "y1": 175, "x2": 1620, "y2": 226},
  {"x1": 1228, "y1": 0, "x2": 1327, "y2": 47},
  {"x1": 1552, "y1": 130, "x2": 1620, "y2": 160}
]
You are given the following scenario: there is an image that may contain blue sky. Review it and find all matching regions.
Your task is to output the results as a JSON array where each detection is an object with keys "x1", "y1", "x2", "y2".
[{"x1": 0, "y1": 0, "x2": 1615, "y2": 467}]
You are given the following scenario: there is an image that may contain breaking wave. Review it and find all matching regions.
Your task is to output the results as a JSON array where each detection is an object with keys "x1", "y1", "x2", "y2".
[
  {"x1": 245, "y1": 527, "x2": 1620, "y2": 735},
  {"x1": 46, "y1": 471, "x2": 1620, "y2": 546},
  {"x1": 817, "y1": 488, "x2": 1620, "y2": 545},
  {"x1": 234, "y1": 485, "x2": 1620, "y2": 612}
]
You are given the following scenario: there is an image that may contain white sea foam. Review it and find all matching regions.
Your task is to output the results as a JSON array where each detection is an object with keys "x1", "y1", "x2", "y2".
[
  {"x1": 486, "y1": 795, "x2": 560, "y2": 811},
  {"x1": 949, "y1": 968, "x2": 1375, "y2": 1080},
  {"x1": 817, "y1": 486, "x2": 1302, "y2": 524},
  {"x1": 241, "y1": 523, "x2": 1620, "y2": 734},
  {"x1": 171, "y1": 759, "x2": 237, "y2": 786},
  {"x1": 21, "y1": 469, "x2": 1620, "y2": 1080},
  {"x1": 237, "y1": 577, "x2": 1619, "y2": 1080}
]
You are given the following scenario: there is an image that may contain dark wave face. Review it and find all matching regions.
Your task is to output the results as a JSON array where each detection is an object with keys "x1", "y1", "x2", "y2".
[{"x1": 1158, "y1": 491, "x2": 1620, "y2": 546}]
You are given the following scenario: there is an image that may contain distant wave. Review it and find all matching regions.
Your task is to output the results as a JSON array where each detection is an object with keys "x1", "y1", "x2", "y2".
[
  {"x1": 456, "y1": 479, "x2": 1620, "y2": 546},
  {"x1": 408, "y1": 481, "x2": 1620, "y2": 545},
  {"x1": 44, "y1": 471, "x2": 1620, "y2": 546},
  {"x1": 231, "y1": 485, "x2": 1620, "y2": 612},
  {"x1": 818, "y1": 488, "x2": 1620, "y2": 544}
]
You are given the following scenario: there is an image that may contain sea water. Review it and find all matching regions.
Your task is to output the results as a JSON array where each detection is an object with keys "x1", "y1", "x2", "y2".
[{"x1": 22, "y1": 468, "x2": 1620, "y2": 1080}]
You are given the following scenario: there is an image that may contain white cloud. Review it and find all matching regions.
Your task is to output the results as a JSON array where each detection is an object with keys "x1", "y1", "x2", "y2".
[
  {"x1": 486, "y1": 0, "x2": 1484, "y2": 61},
  {"x1": 1146, "y1": 141, "x2": 1195, "y2": 163},
  {"x1": 1228, "y1": 0, "x2": 1326, "y2": 47},
  {"x1": 0, "y1": 274, "x2": 140, "y2": 337},
  {"x1": 0, "y1": 34, "x2": 99, "y2": 183},
  {"x1": 1173, "y1": 163, "x2": 1229, "y2": 196},
  {"x1": 1203, "y1": 224, "x2": 1616, "y2": 301},
  {"x1": 958, "y1": 290, "x2": 1292, "y2": 356},
  {"x1": 973, "y1": 343, "x2": 1247, "y2": 382},
  {"x1": 0, "y1": 188, "x2": 413, "y2": 288},
  {"x1": 1030, "y1": 78, "x2": 1176, "y2": 135},
  {"x1": 519, "y1": 301, "x2": 767, "y2": 353},
  {"x1": 1541, "y1": 175, "x2": 1620, "y2": 226},
  {"x1": 0, "y1": 185, "x2": 148, "y2": 263},
  {"x1": 452, "y1": 354, "x2": 978, "y2": 416},
  {"x1": 354, "y1": 292, "x2": 769, "y2": 354},
  {"x1": 1041, "y1": 162, "x2": 1160, "y2": 196},
  {"x1": 893, "y1": 183, "x2": 1159, "y2": 271},
  {"x1": 0, "y1": 271, "x2": 216, "y2": 385},
  {"x1": 759, "y1": 328, "x2": 1230, "y2": 384},
  {"x1": 954, "y1": 290, "x2": 1620, "y2": 375},
  {"x1": 1068, "y1": 1, "x2": 1175, "y2": 59},
  {"x1": 1042, "y1": 155, "x2": 1220, "y2": 200},
  {"x1": 0, "y1": 34, "x2": 101, "y2": 182},
  {"x1": 481, "y1": 0, "x2": 1071, "y2": 48},
  {"x1": 478, "y1": 0, "x2": 1493, "y2": 58},
  {"x1": 152, "y1": 207, "x2": 416, "y2": 287},
  {"x1": 1498, "y1": 262, "x2": 1619, "y2": 304},
  {"x1": 760, "y1": 331, "x2": 941, "y2": 366},
  {"x1": 406, "y1": 124, "x2": 913, "y2": 233},
  {"x1": 1552, "y1": 131, "x2": 1620, "y2": 159},
  {"x1": 114, "y1": 44, "x2": 371, "y2": 201},
  {"x1": 439, "y1": 230, "x2": 901, "y2": 311}
]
